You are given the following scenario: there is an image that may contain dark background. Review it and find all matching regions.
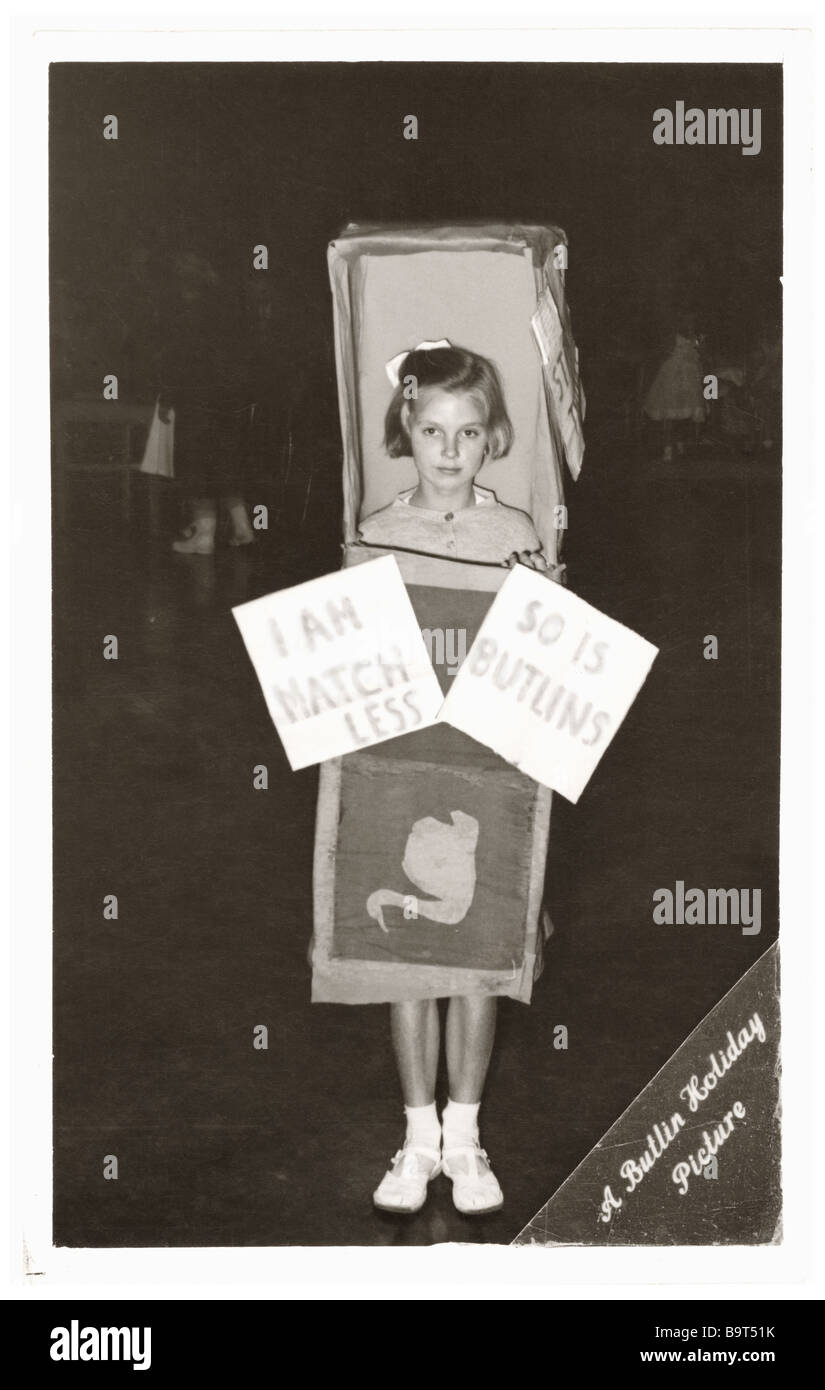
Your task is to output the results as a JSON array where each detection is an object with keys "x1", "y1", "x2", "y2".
[{"x1": 50, "y1": 62, "x2": 782, "y2": 1246}]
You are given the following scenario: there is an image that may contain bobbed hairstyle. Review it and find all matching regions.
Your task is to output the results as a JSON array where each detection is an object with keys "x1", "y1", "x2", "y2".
[{"x1": 383, "y1": 345, "x2": 514, "y2": 460}]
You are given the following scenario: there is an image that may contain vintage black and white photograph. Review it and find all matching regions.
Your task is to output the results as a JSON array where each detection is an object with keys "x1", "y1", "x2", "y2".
[{"x1": 36, "y1": 43, "x2": 794, "y2": 1262}]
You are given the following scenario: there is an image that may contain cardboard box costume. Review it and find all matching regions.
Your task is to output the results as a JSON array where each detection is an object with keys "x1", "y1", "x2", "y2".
[{"x1": 312, "y1": 224, "x2": 579, "y2": 1004}]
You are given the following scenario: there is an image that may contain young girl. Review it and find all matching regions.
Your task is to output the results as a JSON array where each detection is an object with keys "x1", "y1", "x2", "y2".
[{"x1": 355, "y1": 343, "x2": 557, "y2": 1216}]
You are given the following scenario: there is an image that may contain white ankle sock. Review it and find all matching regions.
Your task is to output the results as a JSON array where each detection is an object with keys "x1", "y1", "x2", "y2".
[
  {"x1": 442, "y1": 1098, "x2": 480, "y2": 1147},
  {"x1": 404, "y1": 1102, "x2": 441, "y2": 1149}
]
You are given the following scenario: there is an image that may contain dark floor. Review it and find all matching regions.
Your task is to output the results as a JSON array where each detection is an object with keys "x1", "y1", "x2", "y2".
[{"x1": 52, "y1": 425, "x2": 781, "y2": 1247}]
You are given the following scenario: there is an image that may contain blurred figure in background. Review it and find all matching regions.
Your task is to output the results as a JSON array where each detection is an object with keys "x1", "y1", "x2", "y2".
[
  {"x1": 643, "y1": 311, "x2": 708, "y2": 462},
  {"x1": 156, "y1": 250, "x2": 255, "y2": 555},
  {"x1": 713, "y1": 326, "x2": 781, "y2": 455}
]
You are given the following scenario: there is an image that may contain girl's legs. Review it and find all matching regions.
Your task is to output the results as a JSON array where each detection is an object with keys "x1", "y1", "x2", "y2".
[
  {"x1": 441, "y1": 996, "x2": 504, "y2": 1212},
  {"x1": 390, "y1": 999, "x2": 439, "y2": 1106},
  {"x1": 445, "y1": 995, "x2": 497, "y2": 1102},
  {"x1": 376, "y1": 995, "x2": 503, "y2": 1212},
  {"x1": 373, "y1": 1001, "x2": 440, "y2": 1212},
  {"x1": 387, "y1": 994, "x2": 496, "y2": 1112},
  {"x1": 443, "y1": 995, "x2": 497, "y2": 1161}
]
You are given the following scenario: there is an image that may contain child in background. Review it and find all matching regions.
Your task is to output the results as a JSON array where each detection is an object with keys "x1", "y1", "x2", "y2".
[
  {"x1": 643, "y1": 313, "x2": 708, "y2": 462},
  {"x1": 356, "y1": 343, "x2": 559, "y2": 1216},
  {"x1": 157, "y1": 251, "x2": 256, "y2": 554}
]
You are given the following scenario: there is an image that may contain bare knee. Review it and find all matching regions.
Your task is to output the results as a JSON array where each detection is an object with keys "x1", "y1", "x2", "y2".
[{"x1": 448, "y1": 994, "x2": 497, "y2": 1023}]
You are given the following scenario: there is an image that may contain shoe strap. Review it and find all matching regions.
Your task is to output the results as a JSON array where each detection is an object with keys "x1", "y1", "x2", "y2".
[
  {"x1": 393, "y1": 1141, "x2": 441, "y2": 1170},
  {"x1": 443, "y1": 1143, "x2": 492, "y2": 1176}
]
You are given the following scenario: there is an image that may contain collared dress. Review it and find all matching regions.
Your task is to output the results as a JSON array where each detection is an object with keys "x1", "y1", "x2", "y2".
[{"x1": 357, "y1": 484, "x2": 546, "y2": 566}]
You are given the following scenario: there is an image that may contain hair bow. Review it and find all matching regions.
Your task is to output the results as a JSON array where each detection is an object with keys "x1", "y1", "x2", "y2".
[{"x1": 385, "y1": 338, "x2": 452, "y2": 387}]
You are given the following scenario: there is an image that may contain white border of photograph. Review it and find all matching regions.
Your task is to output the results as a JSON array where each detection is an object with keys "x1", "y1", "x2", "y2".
[{"x1": 7, "y1": 6, "x2": 818, "y2": 1301}]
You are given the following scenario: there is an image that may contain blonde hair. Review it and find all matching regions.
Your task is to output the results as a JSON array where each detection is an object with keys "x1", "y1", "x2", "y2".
[{"x1": 384, "y1": 345, "x2": 513, "y2": 459}]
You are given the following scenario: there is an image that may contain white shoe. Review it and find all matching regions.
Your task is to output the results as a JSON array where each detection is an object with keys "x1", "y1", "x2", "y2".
[
  {"x1": 172, "y1": 522, "x2": 215, "y2": 555},
  {"x1": 228, "y1": 526, "x2": 254, "y2": 548},
  {"x1": 373, "y1": 1141, "x2": 441, "y2": 1215},
  {"x1": 442, "y1": 1140, "x2": 504, "y2": 1215}
]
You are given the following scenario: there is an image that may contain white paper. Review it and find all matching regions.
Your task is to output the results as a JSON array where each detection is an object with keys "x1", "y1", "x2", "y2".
[
  {"x1": 232, "y1": 556, "x2": 444, "y2": 770},
  {"x1": 439, "y1": 565, "x2": 658, "y2": 802}
]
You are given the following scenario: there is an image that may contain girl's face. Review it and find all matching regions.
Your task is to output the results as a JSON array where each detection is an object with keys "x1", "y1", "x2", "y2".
[{"x1": 406, "y1": 389, "x2": 489, "y2": 498}]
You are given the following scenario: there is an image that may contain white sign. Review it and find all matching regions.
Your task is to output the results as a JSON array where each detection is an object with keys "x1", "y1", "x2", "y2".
[
  {"x1": 531, "y1": 286, "x2": 585, "y2": 480},
  {"x1": 233, "y1": 556, "x2": 444, "y2": 770},
  {"x1": 438, "y1": 565, "x2": 658, "y2": 802}
]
